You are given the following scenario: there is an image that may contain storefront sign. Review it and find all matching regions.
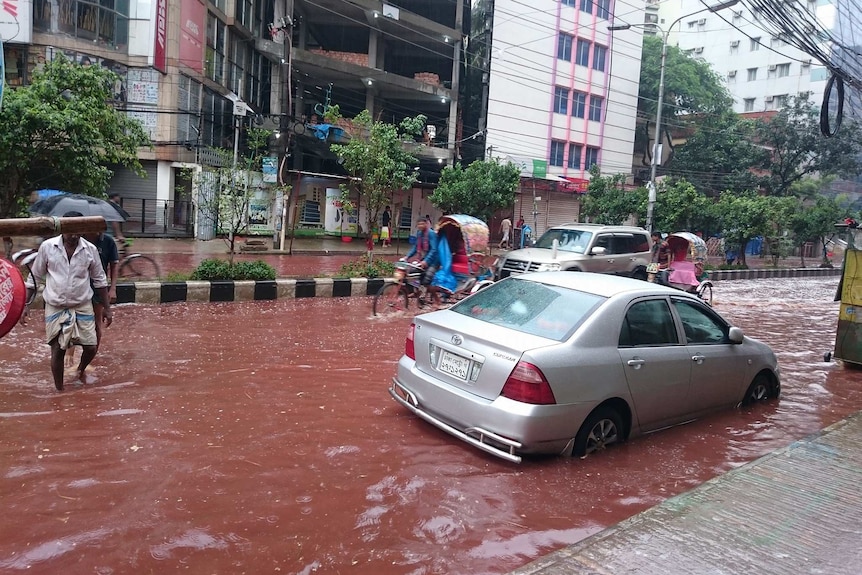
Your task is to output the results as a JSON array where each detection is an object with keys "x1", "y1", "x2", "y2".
[
  {"x1": 180, "y1": 0, "x2": 206, "y2": 74},
  {"x1": 154, "y1": 0, "x2": 168, "y2": 73},
  {"x1": 1, "y1": 0, "x2": 32, "y2": 44}
]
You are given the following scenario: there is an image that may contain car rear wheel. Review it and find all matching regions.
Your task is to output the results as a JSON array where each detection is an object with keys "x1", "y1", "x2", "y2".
[
  {"x1": 573, "y1": 407, "x2": 624, "y2": 457},
  {"x1": 742, "y1": 374, "x2": 774, "y2": 405}
]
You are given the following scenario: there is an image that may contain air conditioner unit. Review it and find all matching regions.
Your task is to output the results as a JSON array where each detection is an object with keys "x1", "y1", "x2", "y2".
[
  {"x1": 730, "y1": 40, "x2": 740, "y2": 47},
  {"x1": 802, "y1": 59, "x2": 812, "y2": 66},
  {"x1": 768, "y1": 64, "x2": 777, "y2": 71},
  {"x1": 728, "y1": 70, "x2": 737, "y2": 77},
  {"x1": 765, "y1": 96, "x2": 774, "y2": 102},
  {"x1": 695, "y1": 47, "x2": 704, "y2": 54},
  {"x1": 698, "y1": 18, "x2": 706, "y2": 25},
  {"x1": 733, "y1": 9, "x2": 743, "y2": 17}
]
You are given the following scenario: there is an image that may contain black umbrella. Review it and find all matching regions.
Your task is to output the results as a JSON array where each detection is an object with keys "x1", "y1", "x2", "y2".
[{"x1": 29, "y1": 193, "x2": 130, "y2": 222}]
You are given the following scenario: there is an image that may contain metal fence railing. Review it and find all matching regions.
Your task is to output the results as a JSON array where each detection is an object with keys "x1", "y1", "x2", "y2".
[{"x1": 118, "y1": 199, "x2": 194, "y2": 238}]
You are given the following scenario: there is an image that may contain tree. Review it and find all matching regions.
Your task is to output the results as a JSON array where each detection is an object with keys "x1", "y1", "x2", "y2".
[
  {"x1": 194, "y1": 128, "x2": 282, "y2": 262},
  {"x1": 330, "y1": 110, "x2": 424, "y2": 253},
  {"x1": 429, "y1": 159, "x2": 521, "y2": 222},
  {"x1": 637, "y1": 35, "x2": 733, "y2": 167},
  {"x1": 580, "y1": 166, "x2": 646, "y2": 225},
  {"x1": 0, "y1": 55, "x2": 150, "y2": 218},
  {"x1": 667, "y1": 111, "x2": 767, "y2": 196},
  {"x1": 714, "y1": 190, "x2": 786, "y2": 266},
  {"x1": 788, "y1": 195, "x2": 848, "y2": 267},
  {"x1": 755, "y1": 94, "x2": 862, "y2": 196},
  {"x1": 650, "y1": 179, "x2": 715, "y2": 234}
]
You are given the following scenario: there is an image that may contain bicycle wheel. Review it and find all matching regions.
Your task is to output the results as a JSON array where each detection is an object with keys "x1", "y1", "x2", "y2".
[
  {"x1": 697, "y1": 281, "x2": 713, "y2": 306},
  {"x1": 119, "y1": 254, "x2": 161, "y2": 280},
  {"x1": 373, "y1": 283, "x2": 408, "y2": 317}
]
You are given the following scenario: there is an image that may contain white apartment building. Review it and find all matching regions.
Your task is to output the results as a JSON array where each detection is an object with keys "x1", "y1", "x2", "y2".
[
  {"x1": 658, "y1": 0, "x2": 833, "y2": 113},
  {"x1": 482, "y1": 0, "x2": 645, "y2": 230}
]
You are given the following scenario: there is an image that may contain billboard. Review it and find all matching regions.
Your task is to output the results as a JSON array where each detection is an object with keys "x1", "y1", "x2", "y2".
[
  {"x1": 180, "y1": 0, "x2": 206, "y2": 73},
  {"x1": 154, "y1": 0, "x2": 167, "y2": 73},
  {"x1": 1, "y1": 0, "x2": 32, "y2": 44}
]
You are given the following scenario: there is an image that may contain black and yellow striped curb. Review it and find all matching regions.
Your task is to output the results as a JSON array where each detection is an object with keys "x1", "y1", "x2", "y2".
[
  {"x1": 111, "y1": 278, "x2": 388, "y2": 305},
  {"x1": 707, "y1": 266, "x2": 842, "y2": 281}
]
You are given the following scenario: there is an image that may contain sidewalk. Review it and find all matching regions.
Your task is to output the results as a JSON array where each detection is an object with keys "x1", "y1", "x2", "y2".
[{"x1": 509, "y1": 411, "x2": 862, "y2": 575}]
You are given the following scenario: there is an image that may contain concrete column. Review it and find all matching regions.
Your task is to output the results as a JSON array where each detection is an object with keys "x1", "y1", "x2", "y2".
[{"x1": 446, "y1": 0, "x2": 465, "y2": 163}]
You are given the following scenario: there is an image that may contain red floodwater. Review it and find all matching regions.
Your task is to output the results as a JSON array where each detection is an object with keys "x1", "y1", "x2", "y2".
[{"x1": 0, "y1": 277, "x2": 858, "y2": 574}]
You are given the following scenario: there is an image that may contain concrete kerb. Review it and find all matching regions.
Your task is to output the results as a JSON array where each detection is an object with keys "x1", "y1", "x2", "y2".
[{"x1": 27, "y1": 267, "x2": 840, "y2": 307}]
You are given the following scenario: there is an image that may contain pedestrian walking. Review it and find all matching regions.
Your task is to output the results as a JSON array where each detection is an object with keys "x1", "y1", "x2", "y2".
[
  {"x1": 19, "y1": 212, "x2": 113, "y2": 391},
  {"x1": 381, "y1": 205, "x2": 392, "y2": 247},
  {"x1": 499, "y1": 217, "x2": 512, "y2": 249}
]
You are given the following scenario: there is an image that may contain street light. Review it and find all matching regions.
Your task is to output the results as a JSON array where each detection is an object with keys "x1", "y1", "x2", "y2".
[{"x1": 609, "y1": 0, "x2": 739, "y2": 232}]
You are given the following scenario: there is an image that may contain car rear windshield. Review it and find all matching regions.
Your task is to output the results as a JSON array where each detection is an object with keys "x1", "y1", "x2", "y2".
[
  {"x1": 534, "y1": 229, "x2": 593, "y2": 253},
  {"x1": 451, "y1": 278, "x2": 605, "y2": 341}
]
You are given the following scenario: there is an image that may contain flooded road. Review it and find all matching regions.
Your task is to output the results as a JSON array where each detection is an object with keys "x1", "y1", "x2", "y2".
[{"x1": 1, "y1": 277, "x2": 859, "y2": 574}]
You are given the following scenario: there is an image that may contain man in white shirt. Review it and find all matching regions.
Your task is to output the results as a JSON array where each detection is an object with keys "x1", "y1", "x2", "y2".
[{"x1": 20, "y1": 212, "x2": 113, "y2": 391}]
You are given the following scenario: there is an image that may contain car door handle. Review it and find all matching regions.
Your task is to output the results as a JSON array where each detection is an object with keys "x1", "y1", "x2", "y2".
[
  {"x1": 691, "y1": 354, "x2": 706, "y2": 364},
  {"x1": 627, "y1": 358, "x2": 645, "y2": 369}
]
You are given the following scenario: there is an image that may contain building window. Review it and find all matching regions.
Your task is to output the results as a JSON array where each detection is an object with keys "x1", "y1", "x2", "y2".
[
  {"x1": 592, "y1": 45, "x2": 607, "y2": 72},
  {"x1": 580, "y1": 0, "x2": 593, "y2": 15},
  {"x1": 743, "y1": 98, "x2": 755, "y2": 112},
  {"x1": 747, "y1": 67, "x2": 757, "y2": 81},
  {"x1": 750, "y1": 37, "x2": 760, "y2": 51},
  {"x1": 572, "y1": 91, "x2": 587, "y2": 118},
  {"x1": 568, "y1": 144, "x2": 582, "y2": 169},
  {"x1": 550, "y1": 140, "x2": 566, "y2": 167},
  {"x1": 558, "y1": 33, "x2": 574, "y2": 61},
  {"x1": 561, "y1": 0, "x2": 575, "y2": 5},
  {"x1": 34, "y1": 0, "x2": 131, "y2": 48},
  {"x1": 206, "y1": 12, "x2": 227, "y2": 84},
  {"x1": 178, "y1": 74, "x2": 202, "y2": 145},
  {"x1": 589, "y1": 96, "x2": 603, "y2": 121},
  {"x1": 776, "y1": 94, "x2": 789, "y2": 107},
  {"x1": 554, "y1": 86, "x2": 569, "y2": 114},
  {"x1": 777, "y1": 63, "x2": 791, "y2": 77},
  {"x1": 596, "y1": 0, "x2": 611, "y2": 19},
  {"x1": 584, "y1": 147, "x2": 600, "y2": 169},
  {"x1": 576, "y1": 39, "x2": 591, "y2": 67}
]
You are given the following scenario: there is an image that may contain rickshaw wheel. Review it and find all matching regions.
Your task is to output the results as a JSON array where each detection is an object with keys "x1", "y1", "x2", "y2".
[
  {"x1": 697, "y1": 281, "x2": 713, "y2": 306},
  {"x1": 373, "y1": 283, "x2": 408, "y2": 317}
]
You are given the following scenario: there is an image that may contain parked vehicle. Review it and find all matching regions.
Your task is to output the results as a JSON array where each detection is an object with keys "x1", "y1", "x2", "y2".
[
  {"x1": 389, "y1": 272, "x2": 780, "y2": 463},
  {"x1": 494, "y1": 223, "x2": 652, "y2": 280}
]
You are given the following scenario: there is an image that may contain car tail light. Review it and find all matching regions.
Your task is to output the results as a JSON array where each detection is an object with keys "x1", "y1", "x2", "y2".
[
  {"x1": 501, "y1": 362, "x2": 556, "y2": 405},
  {"x1": 405, "y1": 323, "x2": 416, "y2": 360}
]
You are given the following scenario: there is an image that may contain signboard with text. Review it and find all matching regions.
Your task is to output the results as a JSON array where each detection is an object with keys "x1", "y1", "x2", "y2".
[
  {"x1": 1, "y1": 0, "x2": 33, "y2": 44},
  {"x1": 180, "y1": 0, "x2": 206, "y2": 73},
  {"x1": 154, "y1": 0, "x2": 168, "y2": 73}
]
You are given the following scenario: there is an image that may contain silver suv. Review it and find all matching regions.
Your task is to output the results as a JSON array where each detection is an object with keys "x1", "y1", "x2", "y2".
[{"x1": 495, "y1": 224, "x2": 653, "y2": 280}]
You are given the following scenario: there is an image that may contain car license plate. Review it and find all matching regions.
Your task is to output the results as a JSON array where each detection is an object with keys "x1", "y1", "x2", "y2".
[{"x1": 439, "y1": 350, "x2": 470, "y2": 380}]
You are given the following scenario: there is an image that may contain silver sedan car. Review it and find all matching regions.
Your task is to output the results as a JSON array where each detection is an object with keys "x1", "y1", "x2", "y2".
[{"x1": 389, "y1": 272, "x2": 780, "y2": 463}]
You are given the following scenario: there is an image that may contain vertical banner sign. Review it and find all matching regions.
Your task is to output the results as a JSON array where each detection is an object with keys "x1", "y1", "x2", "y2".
[
  {"x1": 153, "y1": 0, "x2": 168, "y2": 73},
  {"x1": 0, "y1": 38, "x2": 5, "y2": 112},
  {"x1": 180, "y1": 0, "x2": 206, "y2": 73}
]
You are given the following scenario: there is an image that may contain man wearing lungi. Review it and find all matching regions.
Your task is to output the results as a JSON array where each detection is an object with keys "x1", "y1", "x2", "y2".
[{"x1": 20, "y1": 212, "x2": 113, "y2": 391}]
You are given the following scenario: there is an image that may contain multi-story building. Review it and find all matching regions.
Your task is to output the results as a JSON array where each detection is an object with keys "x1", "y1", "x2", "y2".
[{"x1": 469, "y1": 0, "x2": 645, "y2": 234}]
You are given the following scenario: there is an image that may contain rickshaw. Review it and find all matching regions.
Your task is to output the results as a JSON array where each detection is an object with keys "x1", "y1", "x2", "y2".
[
  {"x1": 648, "y1": 231, "x2": 714, "y2": 305},
  {"x1": 372, "y1": 215, "x2": 494, "y2": 316}
]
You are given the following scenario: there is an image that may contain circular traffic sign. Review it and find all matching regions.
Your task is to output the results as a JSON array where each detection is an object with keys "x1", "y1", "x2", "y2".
[{"x1": 0, "y1": 258, "x2": 27, "y2": 338}]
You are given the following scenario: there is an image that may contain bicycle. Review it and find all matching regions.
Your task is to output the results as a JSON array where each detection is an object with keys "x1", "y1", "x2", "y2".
[
  {"x1": 373, "y1": 261, "x2": 430, "y2": 317},
  {"x1": 12, "y1": 237, "x2": 161, "y2": 282}
]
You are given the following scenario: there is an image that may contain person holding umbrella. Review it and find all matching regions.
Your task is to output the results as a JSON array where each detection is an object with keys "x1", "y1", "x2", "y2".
[{"x1": 19, "y1": 211, "x2": 113, "y2": 391}]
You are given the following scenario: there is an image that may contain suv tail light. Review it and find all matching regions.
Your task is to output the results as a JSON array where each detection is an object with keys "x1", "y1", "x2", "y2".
[
  {"x1": 501, "y1": 362, "x2": 556, "y2": 405},
  {"x1": 405, "y1": 323, "x2": 416, "y2": 360}
]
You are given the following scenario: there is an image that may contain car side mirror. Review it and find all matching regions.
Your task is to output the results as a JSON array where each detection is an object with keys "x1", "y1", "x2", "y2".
[
  {"x1": 728, "y1": 326, "x2": 744, "y2": 344},
  {"x1": 590, "y1": 246, "x2": 606, "y2": 255}
]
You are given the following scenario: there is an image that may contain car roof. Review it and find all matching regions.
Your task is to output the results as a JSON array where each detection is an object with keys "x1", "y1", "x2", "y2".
[
  {"x1": 512, "y1": 271, "x2": 683, "y2": 298},
  {"x1": 549, "y1": 223, "x2": 648, "y2": 233}
]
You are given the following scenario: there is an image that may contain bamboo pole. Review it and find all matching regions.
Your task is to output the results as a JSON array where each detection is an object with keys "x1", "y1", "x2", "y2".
[{"x1": 0, "y1": 216, "x2": 106, "y2": 237}]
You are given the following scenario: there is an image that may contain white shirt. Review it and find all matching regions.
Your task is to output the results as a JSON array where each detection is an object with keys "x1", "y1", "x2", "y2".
[{"x1": 27, "y1": 236, "x2": 108, "y2": 308}]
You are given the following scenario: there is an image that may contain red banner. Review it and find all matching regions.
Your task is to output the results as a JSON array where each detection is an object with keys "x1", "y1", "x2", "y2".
[
  {"x1": 153, "y1": 0, "x2": 167, "y2": 73},
  {"x1": 180, "y1": 0, "x2": 206, "y2": 74}
]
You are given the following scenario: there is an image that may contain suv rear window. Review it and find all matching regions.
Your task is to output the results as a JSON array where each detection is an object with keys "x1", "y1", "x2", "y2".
[{"x1": 534, "y1": 229, "x2": 593, "y2": 253}]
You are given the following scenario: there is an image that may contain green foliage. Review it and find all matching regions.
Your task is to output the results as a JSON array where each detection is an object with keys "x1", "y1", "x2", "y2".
[
  {"x1": 651, "y1": 179, "x2": 715, "y2": 233},
  {"x1": 323, "y1": 103, "x2": 341, "y2": 124},
  {"x1": 163, "y1": 271, "x2": 192, "y2": 282},
  {"x1": 669, "y1": 112, "x2": 766, "y2": 195},
  {"x1": 581, "y1": 166, "x2": 646, "y2": 225},
  {"x1": 337, "y1": 255, "x2": 396, "y2": 278},
  {"x1": 190, "y1": 259, "x2": 277, "y2": 281},
  {"x1": 0, "y1": 54, "x2": 150, "y2": 218},
  {"x1": 788, "y1": 194, "x2": 849, "y2": 266},
  {"x1": 755, "y1": 94, "x2": 862, "y2": 196},
  {"x1": 330, "y1": 110, "x2": 422, "y2": 241},
  {"x1": 714, "y1": 191, "x2": 794, "y2": 265},
  {"x1": 429, "y1": 159, "x2": 521, "y2": 221},
  {"x1": 637, "y1": 35, "x2": 733, "y2": 165}
]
